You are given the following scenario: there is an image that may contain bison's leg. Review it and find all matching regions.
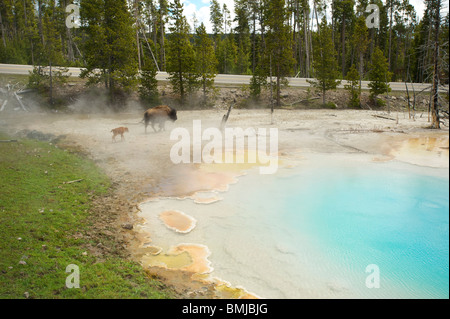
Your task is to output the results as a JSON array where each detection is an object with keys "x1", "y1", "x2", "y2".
[
  {"x1": 144, "y1": 114, "x2": 151, "y2": 134},
  {"x1": 151, "y1": 121, "x2": 158, "y2": 133}
]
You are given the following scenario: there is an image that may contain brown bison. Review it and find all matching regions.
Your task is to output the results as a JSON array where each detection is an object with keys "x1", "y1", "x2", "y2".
[
  {"x1": 111, "y1": 126, "x2": 129, "y2": 142},
  {"x1": 143, "y1": 105, "x2": 177, "y2": 133}
]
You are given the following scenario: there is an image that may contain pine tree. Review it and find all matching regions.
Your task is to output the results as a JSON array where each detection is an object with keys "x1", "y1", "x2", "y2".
[
  {"x1": 249, "y1": 65, "x2": 267, "y2": 101},
  {"x1": 368, "y1": 47, "x2": 393, "y2": 103},
  {"x1": 265, "y1": 0, "x2": 295, "y2": 107},
  {"x1": 80, "y1": 0, "x2": 138, "y2": 106},
  {"x1": 248, "y1": 0, "x2": 260, "y2": 74},
  {"x1": 194, "y1": 22, "x2": 217, "y2": 104},
  {"x1": 441, "y1": 12, "x2": 449, "y2": 86},
  {"x1": 234, "y1": 0, "x2": 251, "y2": 75},
  {"x1": 345, "y1": 64, "x2": 361, "y2": 108},
  {"x1": 210, "y1": 0, "x2": 223, "y2": 47},
  {"x1": 166, "y1": 0, "x2": 198, "y2": 105},
  {"x1": 216, "y1": 35, "x2": 237, "y2": 74},
  {"x1": 333, "y1": 0, "x2": 355, "y2": 77},
  {"x1": 41, "y1": 1, "x2": 64, "y2": 66},
  {"x1": 308, "y1": 18, "x2": 341, "y2": 105},
  {"x1": 158, "y1": 0, "x2": 169, "y2": 71},
  {"x1": 386, "y1": 0, "x2": 401, "y2": 72},
  {"x1": 28, "y1": 0, "x2": 68, "y2": 107},
  {"x1": 0, "y1": 0, "x2": 30, "y2": 64},
  {"x1": 139, "y1": 57, "x2": 160, "y2": 107},
  {"x1": 352, "y1": 16, "x2": 369, "y2": 89},
  {"x1": 220, "y1": 3, "x2": 233, "y2": 74},
  {"x1": 61, "y1": 0, "x2": 82, "y2": 65},
  {"x1": 0, "y1": 0, "x2": 436, "y2": 112},
  {"x1": 430, "y1": 0, "x2": 442, "y2": 129}
]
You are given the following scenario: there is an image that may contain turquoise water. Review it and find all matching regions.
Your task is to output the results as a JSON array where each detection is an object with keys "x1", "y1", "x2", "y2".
[
  {"x1": 139, "y1": 155, "x2": 449, "y2": 298},
  {"x1": 243, "y1": 157, "x2": 449, "y2": 298}
]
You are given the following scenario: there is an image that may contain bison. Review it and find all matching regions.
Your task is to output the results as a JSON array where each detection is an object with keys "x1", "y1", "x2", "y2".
[
  {"x1": 111, "y1": 127, "x2": 129, "y2": 142},
  {"x1": 143, "y1": 105, "x2": 177, "y2": 133}
]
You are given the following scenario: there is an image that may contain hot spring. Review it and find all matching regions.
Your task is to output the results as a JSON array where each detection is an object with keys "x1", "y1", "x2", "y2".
[{"x1": 138, "y1": 153, "x2": 449, "y2": 299}]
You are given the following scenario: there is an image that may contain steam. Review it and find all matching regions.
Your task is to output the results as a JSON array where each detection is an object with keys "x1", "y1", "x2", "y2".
[{"x1": 66, "y1": 87, "x2": 146, "y2": 114}]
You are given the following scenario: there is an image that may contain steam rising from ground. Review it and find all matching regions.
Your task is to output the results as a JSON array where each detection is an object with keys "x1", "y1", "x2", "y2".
[{"x1": 66, "y1": 87, "x2": 147, "y2": 114}]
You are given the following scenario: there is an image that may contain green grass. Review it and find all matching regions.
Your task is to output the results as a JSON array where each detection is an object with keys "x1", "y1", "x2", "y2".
[{"x1": 0, "y1": 132, "x2": 174, "y2": 299}]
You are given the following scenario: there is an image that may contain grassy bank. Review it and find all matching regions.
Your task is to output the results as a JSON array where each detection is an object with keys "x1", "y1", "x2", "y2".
[{"x1": 0, "y1": 132, "x2": 174, "y2": 299}]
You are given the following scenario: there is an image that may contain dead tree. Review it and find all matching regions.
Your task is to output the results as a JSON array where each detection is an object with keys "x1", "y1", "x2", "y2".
[{"x1": 220, "y1": 104, "x2": 233, "y2": 130}]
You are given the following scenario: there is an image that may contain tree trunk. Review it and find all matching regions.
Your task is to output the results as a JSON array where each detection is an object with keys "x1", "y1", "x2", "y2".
[
  {"x1": 331, "y1": 0, "x2": 335, "y2": 45},
  {"x1": 431, "y1": 0, "x2": 441, "y2": 129},
  {"x1": 252, "y1": 12, "x2": 256, "y2": 74},
  {"x1": 309, "y1": 6, "x2": 315, "y2": 74},
  {"x1": 141, "y1": 23, "x2": 159, "y2": 71},
  {"x1": 31, "y1": 41, "x2": 35, "y2": 65},
  {"x1": 223, "y1": 9, "x2": 228, "y2": 74},
  {"x1": 424, "y1": 14, "x2": 433, "y2": 82},
  {"x1": 0, "y1": 10, "x2": 6, "y2": 48},
  {"x1": 160, "y1": 16, "x2": 165, "y2": 71},
  {"x1": 270, "y1": 54, "x2": 273, "y2": 113},
  {"x1": 304, "y1": 7, "x2": 309, "y2": 78},
  {"x1": 276, "y1": 61, "x2": 281, "y2": 107},
  {"x1": 341, "y1": 12, "x2": 346, "y2": 77},
  {"x1": 388, "y1": 2, "x2": 393, "y2": 71},
  {"x1": 294, "y1": 3, "x2": 302, "y2": 77},
  {"x1": 405, "y1": 80, "x2": 411, "y2": 119},
  {"x1": 405, "y1": 35, "x2": 412, "y2": 119},
  {"x1": 260, "y1": 6, "x2": 266, "y2": 58},
  {"x1": 38, "y1": 0, "x2": 44, "y2": 45},
  {"x1": 292, "y1": 6, "x2": 297, "y2": 75},
  {"x1": 313, "y1": 1, "x2": 320, "y2": 35},
  {"x1": 150, "y1": 1, "x2": 157, "y2": 47},
  {"x1": 136, "y1": 28, "x2": 141, "y2": 70},
  {"x1": 369, "y1": 28, "x2": 374, "y2": 59},
  {"x1": 134, "y1": 0, "x2": 141, "y2": 70},
  {"x1": 359, "y1": 51, "x2": 364, "y2": 78},
  {"x1": 203, "y1": 76, "x2": 206, "y2": 98},
  {"x1": 66, "y1": 27, "x2": 74, "y2": 62}
]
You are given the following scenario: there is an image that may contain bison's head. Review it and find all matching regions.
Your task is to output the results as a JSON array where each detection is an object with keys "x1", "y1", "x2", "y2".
[{"x1": 169, "y1": 108, "x2": 177, "y2": 122}]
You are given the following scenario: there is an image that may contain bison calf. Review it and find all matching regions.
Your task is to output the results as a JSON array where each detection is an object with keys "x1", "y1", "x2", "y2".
[
  {"x1": 143, "y1": 105, "x2": 177, "y2": 133},
  {"x1": 111, "y1": 127, "x2": 129, "y2": 142}
]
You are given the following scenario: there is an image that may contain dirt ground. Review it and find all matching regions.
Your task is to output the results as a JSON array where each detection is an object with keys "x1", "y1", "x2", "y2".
[{"x1": 1, "y1": 106, "x2": 448, "y2": 298}]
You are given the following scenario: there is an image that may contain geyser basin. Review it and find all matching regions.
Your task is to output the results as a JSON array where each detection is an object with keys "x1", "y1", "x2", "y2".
[{"x1": 138, "y1": 153, "x2": 449, "y2": 298}]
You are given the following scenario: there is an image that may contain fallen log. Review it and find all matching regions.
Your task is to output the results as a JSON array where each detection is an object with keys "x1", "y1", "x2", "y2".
[
  {"x1": 297, "y1": 97, "x2": 320, "y2": 103},
  {"x1": 14, "y1": 92, "x2": 28, "y2": 112},
  {"x1": 16, "y1": 89, "x2": 36, "y2": 95},
  {"x1": 286, "y1": 97, "x2": 321, "y2": 106},
  {"x1": 372, "y1": 114, "x2": 396, "y2": 121}
]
